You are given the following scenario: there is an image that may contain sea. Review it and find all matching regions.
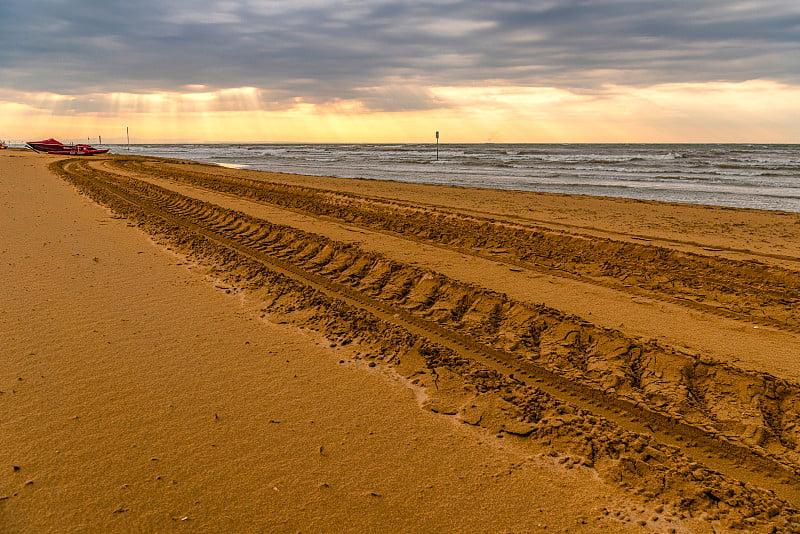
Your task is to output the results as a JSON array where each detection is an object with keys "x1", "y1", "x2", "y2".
[{"x1": 107, "y1": 143, "x2": 800, "y2": 212}]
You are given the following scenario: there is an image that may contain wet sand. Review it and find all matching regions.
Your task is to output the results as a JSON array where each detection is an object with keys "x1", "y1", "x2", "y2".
[{"x1": 4, "y1": 149, "x2": 800, "y2": 532}]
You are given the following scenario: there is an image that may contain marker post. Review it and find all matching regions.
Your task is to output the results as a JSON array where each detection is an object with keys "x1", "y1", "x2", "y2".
[{"x1": 436, "y1": 131, "x2": 439, "y2": 161}]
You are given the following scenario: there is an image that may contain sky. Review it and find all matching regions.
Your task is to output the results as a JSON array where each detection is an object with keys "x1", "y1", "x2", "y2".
[{"x1": 1, "y1": 0, "x2": 799, "y2": 143}]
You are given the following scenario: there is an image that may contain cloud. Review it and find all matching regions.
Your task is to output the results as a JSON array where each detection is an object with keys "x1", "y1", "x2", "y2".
[{"x1": 1, "y1": 0, "x2": 799, "y2": 112}]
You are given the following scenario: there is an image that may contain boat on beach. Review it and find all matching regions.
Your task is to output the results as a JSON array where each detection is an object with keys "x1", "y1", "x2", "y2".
[
  {"x1": 45, "y1": 145, "x2": 110, "y2": 156},
  {"x1": 26, "y1": 138, "x2": 109, "y2": 155}
]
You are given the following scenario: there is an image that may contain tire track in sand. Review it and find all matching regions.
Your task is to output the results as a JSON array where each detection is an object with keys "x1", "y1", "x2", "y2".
[{"x1": 58, "y1": 158, "x2": 800, "y2": 511}]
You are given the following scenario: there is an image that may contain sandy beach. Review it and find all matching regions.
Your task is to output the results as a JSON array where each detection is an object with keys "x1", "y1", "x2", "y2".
[{"x1": 3, "y1": 149, "x2": 800, "y2": 533}]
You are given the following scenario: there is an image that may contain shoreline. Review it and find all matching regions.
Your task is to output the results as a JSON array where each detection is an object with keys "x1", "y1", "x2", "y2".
[
  {"x1": 168, "y1": 153, "x2": 800, "y2": 267},
  {"x1": 112, "y1": 142, "x2": 800, "y2": 213},
  {"x1": 80, "y1": 148, "x2": 800, "y2": 257}
]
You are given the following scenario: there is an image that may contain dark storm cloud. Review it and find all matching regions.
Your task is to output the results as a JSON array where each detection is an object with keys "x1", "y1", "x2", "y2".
[{"x1": 1, "y1": 0, "x2": 799, "y2": 111}]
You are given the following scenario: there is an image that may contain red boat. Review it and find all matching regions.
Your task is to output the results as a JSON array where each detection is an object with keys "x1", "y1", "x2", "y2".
[
  {"x1": 26, "y1": 138, "x2": 109, "y2": 155},
  {"x1": 45, "y1": 144, "x2": 110, "y2": 156},
  {"x1": 26, "y1": 138, "x2": 67, "y2": 151}
]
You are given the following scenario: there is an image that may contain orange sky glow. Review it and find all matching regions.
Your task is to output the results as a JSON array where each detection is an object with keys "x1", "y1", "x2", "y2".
[{"x1": 2, "y1": 79, "x2": 799, "y2": 144}]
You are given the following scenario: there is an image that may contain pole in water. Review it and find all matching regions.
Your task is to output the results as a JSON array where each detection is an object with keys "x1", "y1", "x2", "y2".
[
  {"x1": 126, "y1": 127, "x2": 130, "y2": 151},
  {"x1": 435, "y1": 131, "x2": 439, "y2": 161},
  {"x1": 99, "y1": 135, "x2": 102, "y2": 145}
]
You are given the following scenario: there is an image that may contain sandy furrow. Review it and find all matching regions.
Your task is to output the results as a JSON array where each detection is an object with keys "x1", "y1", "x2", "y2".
[{"x1": 103, "y1": 160, "x2": 800, "y2": 331}]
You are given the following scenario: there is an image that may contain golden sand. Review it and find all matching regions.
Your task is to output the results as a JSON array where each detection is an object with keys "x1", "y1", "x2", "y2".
[{"x1": 4, "y1": 149, "x2": 800, "y2": 532}]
